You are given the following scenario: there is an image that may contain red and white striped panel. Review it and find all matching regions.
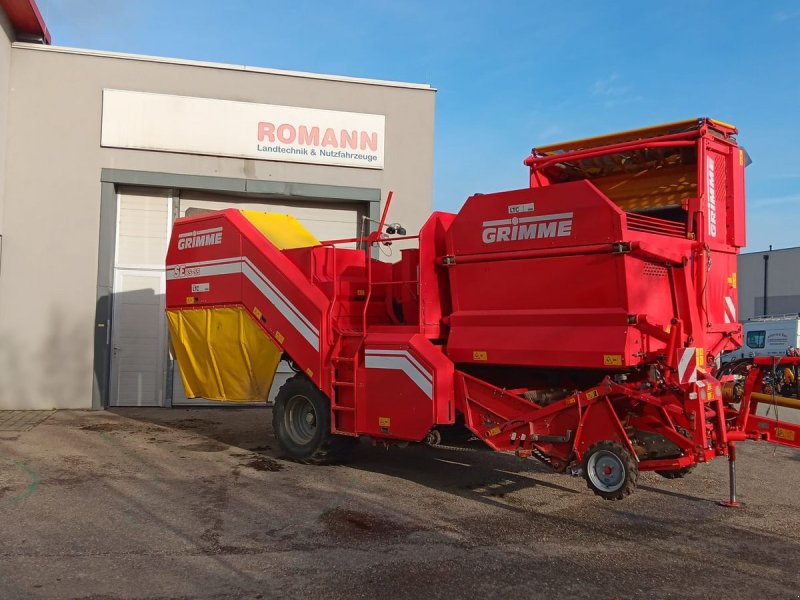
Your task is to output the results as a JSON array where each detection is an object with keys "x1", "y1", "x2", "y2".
[
  {"x1": 723, "y1": 296, "x2": 737, "y2": 324},
  {"x1": 676, "y1": 347, "x2": 698, "y2": 384}
]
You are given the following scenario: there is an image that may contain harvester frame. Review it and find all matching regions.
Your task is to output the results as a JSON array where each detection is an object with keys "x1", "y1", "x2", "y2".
[{"x1": 166, "y1": 118, "x2": 800, "y2": 501}]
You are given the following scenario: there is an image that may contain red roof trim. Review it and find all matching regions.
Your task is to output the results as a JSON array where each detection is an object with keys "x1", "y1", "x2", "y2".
[{"x1": 0, "y1": 0, "x2": 51, "y2": 44}]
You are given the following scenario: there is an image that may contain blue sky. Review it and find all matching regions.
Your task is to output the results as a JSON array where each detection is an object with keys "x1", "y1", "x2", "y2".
[{"x1": 37, "y1": 1, "x2": 800, "y2": 251}]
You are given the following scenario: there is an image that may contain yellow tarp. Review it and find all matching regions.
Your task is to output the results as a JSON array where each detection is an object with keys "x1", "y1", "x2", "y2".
[
  {"x1": 167, "y1": 306, "x2": 282, "y2": 402},
  {"x1": 240, "y1": 210, "x2": 320, "y2": 249}
]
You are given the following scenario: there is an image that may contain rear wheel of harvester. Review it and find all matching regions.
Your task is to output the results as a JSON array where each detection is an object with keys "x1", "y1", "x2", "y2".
[
  {"x1": 582, "y1": 441, "x2": 638, "y2": 500},
  {"x1": 272, "y1": 374, "x2": 357, "y2": 464},
  {"x1": 656, "y1": 465, "x2": 695, "y2": 479}
]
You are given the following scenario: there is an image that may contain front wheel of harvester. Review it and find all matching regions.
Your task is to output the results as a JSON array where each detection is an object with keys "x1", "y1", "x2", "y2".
[
  {"x1": 582, "y1": 441, "x2": 638, "y2": 500},
  {"x1": 272, "y1": 374, "x2": 357, "y2": 464}
]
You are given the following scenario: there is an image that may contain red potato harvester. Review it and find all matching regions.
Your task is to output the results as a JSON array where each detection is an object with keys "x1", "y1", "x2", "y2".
[{"x1": 165, "y1": 118, "x2": 800, "y2": 501}]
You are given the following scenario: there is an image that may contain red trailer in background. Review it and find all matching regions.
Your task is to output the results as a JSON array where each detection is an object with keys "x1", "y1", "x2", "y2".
[{"x1": 166, "y1": 118, "x2": 800, "y2": 501}]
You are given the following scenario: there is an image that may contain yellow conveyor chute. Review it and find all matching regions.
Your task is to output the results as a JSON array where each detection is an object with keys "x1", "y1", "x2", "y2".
[
  {"x1": 168, "y1": 306, "x2": 282, "y2": 402},
  {"x1": 240, "y1": 210, "x2": 320, "y2": 250},
  {"x1": 167, "y1": 211, "x2": 320, "y2": 402}
]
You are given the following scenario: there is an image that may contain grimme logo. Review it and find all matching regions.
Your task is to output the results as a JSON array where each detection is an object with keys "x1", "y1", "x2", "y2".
[
  {"x1": 482, "y1": 211, "x2": 574, "y2": 244},
  {"x1": 707, "y1": 156, "x2": 717, "y2": 237},
  {"x1": 178, "y1": 227, "x2": 223, "y2": 250}
]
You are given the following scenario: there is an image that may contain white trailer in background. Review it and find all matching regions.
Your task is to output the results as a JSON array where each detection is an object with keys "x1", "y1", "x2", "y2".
[{"x1": 723, "y1": 314, "x2": 800, "y2": 361}]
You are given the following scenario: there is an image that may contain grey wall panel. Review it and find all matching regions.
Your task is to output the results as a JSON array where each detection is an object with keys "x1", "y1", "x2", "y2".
[
  {"x1": 753, "y1": 296, "x2": 800, "y2": 317},
  {"x1": 738, "y1": 248, "x2": 800, "y2": 320}
]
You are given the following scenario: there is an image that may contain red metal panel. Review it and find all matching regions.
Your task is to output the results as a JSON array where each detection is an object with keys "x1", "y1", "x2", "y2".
[
  {"x1": 446, "y1": 182, "x2": 623, "y2": 258},
  {"x1": 358, "y1": 333, "x2": 454, "y2": 440},
  {"x1": 444, "y1": 182, "x2": 652, "y2": 369},
  {"x1": 0, "y1": 0, "x2": 51, "y2": 43},
  {"x1": 166, "y1": 210, "x2": 331, "y2": 391},
  {"x1": 417, "y1": 212, "x2": 455, "y2": 338},
  {"x1": 729, "y1": 148, "x2": 747, "y2": 247}
]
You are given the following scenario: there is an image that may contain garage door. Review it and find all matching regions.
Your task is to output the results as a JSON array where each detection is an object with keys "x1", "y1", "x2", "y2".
[
  {"x1": 179, "y1": 190, "x2": 362, "y2": 245},
  {"x1": 171, "y1": 190, "x2": 362, "y2": 405}
]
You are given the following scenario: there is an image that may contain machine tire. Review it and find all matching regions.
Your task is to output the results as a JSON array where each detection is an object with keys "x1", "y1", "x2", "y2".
[
  {"x1": 272, "y1": 374, "x2": 357, "y2": 464},
  {"x1": 582, "y1": 441, "x2": 638, "y2": 500},
  {"x1": 656, "y1": 465, "x2": 695, "y2": 479}
]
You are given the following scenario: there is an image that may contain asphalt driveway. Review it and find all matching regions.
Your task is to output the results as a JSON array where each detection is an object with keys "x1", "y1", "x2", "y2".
[{"x1": 1, "y1": 408, "x2": 799, "y2": 599}]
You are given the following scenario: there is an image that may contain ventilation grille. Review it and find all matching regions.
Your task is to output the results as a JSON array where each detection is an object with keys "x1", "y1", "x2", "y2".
[
  {"x1": 714, "y1": 153, "x2": 728, "y2": 203},
  {"x1": 627, "y1": 213, "x2": 686, "y2": 238},
  {"x1": 643, "y1": 262, "x2": 668, "y2": 278}
]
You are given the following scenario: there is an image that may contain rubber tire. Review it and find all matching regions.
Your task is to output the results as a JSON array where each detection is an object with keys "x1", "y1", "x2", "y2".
[
  {"x1": 656, "y1": 465, "x2": 695, "y2": 479},
  {"x1": 272, "y1": 374, "x2": 357, "y2": 464},
  {"x1": 582, "y1": 441, "x2": 639, "y2": 500}
]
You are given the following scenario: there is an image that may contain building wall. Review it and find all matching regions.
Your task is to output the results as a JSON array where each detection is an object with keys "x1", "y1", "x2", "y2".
[
  {"x1": 0, "y1": 44, "x2": 435, "y2": 409},
  {"x1": 0, "y1": 9, "x2": 12, "y2": 231},
  {"x1": 738, "y1": 247, "x2": 800, "y2": 320}
]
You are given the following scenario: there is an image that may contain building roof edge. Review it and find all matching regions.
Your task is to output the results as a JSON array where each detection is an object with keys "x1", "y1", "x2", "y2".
[{"x1": 11, "y1": 42, "x2": 436, "y2": 91}]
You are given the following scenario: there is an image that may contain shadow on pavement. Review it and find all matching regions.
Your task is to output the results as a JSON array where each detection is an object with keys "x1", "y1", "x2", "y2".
[{"x1": 108, "y1": 406, "x2": 584, "y2": 514}]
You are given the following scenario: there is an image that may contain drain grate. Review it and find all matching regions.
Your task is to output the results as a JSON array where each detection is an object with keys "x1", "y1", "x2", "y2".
[{"x1": 0, "y1": 411, "x2": 55, "y2": 432}]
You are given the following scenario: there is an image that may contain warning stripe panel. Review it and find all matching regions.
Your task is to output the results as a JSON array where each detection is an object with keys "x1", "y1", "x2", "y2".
[{"x1": 677, "y1": 347, "x2": 698, "y2": 384}]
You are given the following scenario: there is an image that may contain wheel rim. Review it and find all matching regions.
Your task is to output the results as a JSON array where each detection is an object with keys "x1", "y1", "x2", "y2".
[
  {"x1": 587, "y1": 450, "x2": 626, "y2": 493},
  {"x1": 284, "y1": 393, "x2": 317, "y2": 445}
]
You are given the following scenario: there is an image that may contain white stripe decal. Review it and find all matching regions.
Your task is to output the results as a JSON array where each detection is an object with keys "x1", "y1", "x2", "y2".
[
  {"x1": 364, "y1": 349, "x2": 432, "y2": 382},
  {"x1": 241, "y1": 262, "x2": 319, "y2": 349},
  {"x1": 167, "y1": 256, "x2": 319, "y2": 350},
  {"x1": 365, "y1": 355, "x2": 433, "y2": 399},
  {"x1": 166, "y1": 261, "x2": 241, "y2": 280},
  {"x1": 168, "y1": 256, "x2": 242, "y2": 269},
  {"x1": 168, "y1": 256, "x2": 319, "y2": 337},
  {"x1": 178, "y1": 226, "x2": 223, "y2": 239},
  {"x1": 242, "y1": 257, "x2": 319, "y2": 336}
]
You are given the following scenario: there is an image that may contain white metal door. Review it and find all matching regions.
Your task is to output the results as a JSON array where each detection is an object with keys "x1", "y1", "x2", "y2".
[
  {"x1": 110, "y1": 269, "x2": 167, "y2": 407},
  {"x1": 110, "y1": 187, "x2": 172, "y2": 407}
]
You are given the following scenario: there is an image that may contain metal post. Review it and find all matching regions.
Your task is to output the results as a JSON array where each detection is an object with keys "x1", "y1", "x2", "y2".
[
  {"x1": 719, "y1": 443, "x2": 741, "y2": 507},
  {"x1": 762, "y1": 252, "x2": 769, "y2": 316}
]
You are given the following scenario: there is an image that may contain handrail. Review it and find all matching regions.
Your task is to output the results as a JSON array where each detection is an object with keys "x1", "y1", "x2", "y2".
[
  {"x1": 310, "y1": 240, "x2": 342, "y2": 345},
  {"x1": 525, "y1": 130, "x2": 702, "y2": 168},
  {"x1": 317, "y1": 187, "x2": 419, "y2": 345},
  {"x1": 319, "y1": 233, "x2": 420, "y2": 247},
  {"x1": 329, "y1": 245, "x2": 338, "y2": 345},
  {"x1": 362, "y1": 241, "x2": 372, "y2": 335}
]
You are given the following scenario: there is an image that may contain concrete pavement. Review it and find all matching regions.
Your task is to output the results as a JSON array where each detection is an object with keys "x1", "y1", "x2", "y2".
[{"x1": 1, "y1": 407, "x2": 799, "y2": 599}]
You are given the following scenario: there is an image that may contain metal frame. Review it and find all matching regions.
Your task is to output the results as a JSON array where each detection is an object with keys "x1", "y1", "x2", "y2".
[{"x1": 91, "y1": 169, "x2": 381, "y2": 410}]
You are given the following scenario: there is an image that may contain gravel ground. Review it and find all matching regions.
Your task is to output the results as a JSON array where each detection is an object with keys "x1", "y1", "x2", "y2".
[{"x1": 1, "y1": 407, "x2": 799, "y2": 600}]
